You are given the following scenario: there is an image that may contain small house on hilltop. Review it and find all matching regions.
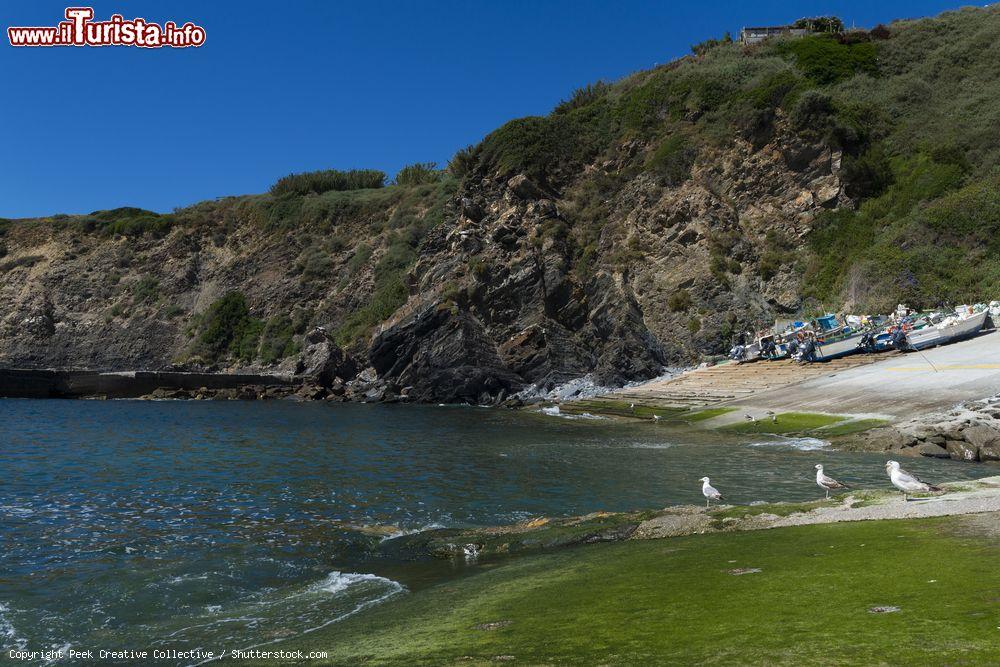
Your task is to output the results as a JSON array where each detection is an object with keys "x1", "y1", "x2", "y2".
[
  {"x1": 740, "y1": 16, "x2": 845, "y2": 45},
  {"x1": 739, "y1": 25, "x2": 809, "y2": 45}
]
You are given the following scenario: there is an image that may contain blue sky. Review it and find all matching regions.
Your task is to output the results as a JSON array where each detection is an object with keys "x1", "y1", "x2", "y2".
[{"x1": 0, "y1": 0, "x2": 966, "y2": 218}]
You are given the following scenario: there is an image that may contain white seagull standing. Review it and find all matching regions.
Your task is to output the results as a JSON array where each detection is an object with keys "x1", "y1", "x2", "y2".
[
  {"x1": 700, "y1": 476, "x2": 723, "y2": 507},
  {"x1": 885, "y1": 460, "x2": 941, "y2": 500},
  {"x1": 814, "y1": 464, "x2": 848, "y2": 499}
]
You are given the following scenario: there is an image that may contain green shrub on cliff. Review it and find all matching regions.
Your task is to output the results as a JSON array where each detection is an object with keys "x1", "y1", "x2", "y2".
[
  {"x1": 646, "y1": 134, "x2": 697, "y2": 185},
  {"x1": 394, "y1": 162, "x2": 442, "y2": 186},
  {"x1": 334, "y1": 238, "x2": 414, "y2": 347},
  {"x1": 270, "y1": 169, "x2": 386, "y2": 196},
  {"x1": 802, "y1": 153, "x2": 996, "y2": 310},
  {"x1": 258, "y1": 315, "x2": 301, "y2": 364},
  {"x1": 478, "y1": 98, "x2": 615, "y2": 185},
  {"x1": 132, "y1": 276, "x2": 160, "y2": 303},
  {"x1": 89, "y1": 208, "x2": 174, "y2": 238},
  {"x1": 773, "y1": 34, "x2": 877, "y2": 85},
  {"x1": 191, "y1": 292, "x2": 266, "y2": 363},
  {"x1": 667, "y1": 289, "x2": 693, "y2": 312}
]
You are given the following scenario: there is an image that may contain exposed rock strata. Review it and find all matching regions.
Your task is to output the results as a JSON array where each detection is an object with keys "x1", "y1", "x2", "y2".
[{"x1": 0, "y1": 123, "x2": 845, "y2": 402}]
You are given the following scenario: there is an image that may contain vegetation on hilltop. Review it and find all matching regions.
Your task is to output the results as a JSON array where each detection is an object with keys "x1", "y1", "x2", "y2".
[
  {"x1": 393, "y1": 162, "x2": 443, "y2": 186},
  {"x1": 270, "y1": 168, "x2": 386, "y2": 196},
  {"x1": 450, "y1": 6, "x2": 1000, "y2": 311}
]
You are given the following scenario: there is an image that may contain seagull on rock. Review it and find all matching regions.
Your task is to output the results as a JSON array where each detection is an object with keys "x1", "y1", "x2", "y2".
[
  {"x1": 700, "y1": 477, "x2": 723, "y2": 507},
  {"x1": 814, "y1": 464, "x2": 848, "y2": 499},
  {"x1": 885, "y1": 460, "x2": 941, "y2": 501}
]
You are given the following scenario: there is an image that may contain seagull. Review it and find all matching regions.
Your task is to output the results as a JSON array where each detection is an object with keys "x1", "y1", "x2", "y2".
[
  {"x1": 744, "y1": 414, "x2": 756, "y2": 423},
  {"x1": 700, "y1": 476, "x2": 723, "y2": 507},
  {"x1": 885, "y1": 460, "x2": 941, "y2": 501},
  {"x1": 630, "y1": 402, "x2": 636, "y2": 413},
  {"x1": 652, "y1": 414, "x2": 661, "y2": 422},
  {"x1": 766, "y1": 410, "x2": 777, "y2": 423},
  {"x1": 814, "y1": 464, "x2": 848, "y2": 499}
]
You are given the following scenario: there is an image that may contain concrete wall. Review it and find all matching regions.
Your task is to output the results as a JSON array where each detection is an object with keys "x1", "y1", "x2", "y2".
[{"x1": 0, "y1": 368, "x2": 291, "y2": 399}]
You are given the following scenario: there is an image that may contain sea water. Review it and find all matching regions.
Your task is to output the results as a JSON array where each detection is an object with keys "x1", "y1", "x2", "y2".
[{"x1": 0, "y1": 399, "x2": 988, "y2": 662}]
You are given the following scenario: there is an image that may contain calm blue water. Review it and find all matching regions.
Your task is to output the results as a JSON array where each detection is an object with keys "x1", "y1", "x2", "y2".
[{"x1": 0, "y1": 399, "x2": 990, "y2": 662}]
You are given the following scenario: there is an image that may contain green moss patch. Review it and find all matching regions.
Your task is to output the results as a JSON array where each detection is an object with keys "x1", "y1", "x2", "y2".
[
  {"x1": 818, "y1": 418, "x2": 890, "y2": 437},
  {"x1": 683, "y1": 407, "x2": 736, "y2": 422},
  {"x1": 710, "y1": 498, "x2": 839, "y2": 522},
  {"x1": 268, "y1": 517, "x2": 999, "y2": 665},
  {"x1": 721, "y1": 411, "x2": 848, "y2": 434}
]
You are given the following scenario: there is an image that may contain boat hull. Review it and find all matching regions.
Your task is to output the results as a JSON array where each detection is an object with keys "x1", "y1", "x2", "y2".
[
  {"x1": 813, "y1": 332, "x2": 865, "y2": 361},
  {"x1": 905, "y1": 311, "x2": 988, "y2": 351}
]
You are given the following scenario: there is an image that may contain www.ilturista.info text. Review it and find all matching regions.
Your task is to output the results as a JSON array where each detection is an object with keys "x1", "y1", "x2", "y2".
[{"x1": 8, "y1": 7, "x2": 206, "y2": 48}]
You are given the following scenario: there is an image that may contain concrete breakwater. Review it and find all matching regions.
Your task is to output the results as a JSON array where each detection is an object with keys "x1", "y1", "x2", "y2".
[{"x1": 0, "y1": 368, "x2": 292, "y2": 399}]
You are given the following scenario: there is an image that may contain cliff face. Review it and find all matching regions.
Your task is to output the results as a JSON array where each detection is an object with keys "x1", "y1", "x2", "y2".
[
  {"x1": 4, "y1": 7, "x2": 1000, "y2": 403},
  {"x1": 0, "y1": 118, "x2": 841, "y2": 402},
  {"x1": 368, "y1": 120, "x2": 845, "y2": 401}
]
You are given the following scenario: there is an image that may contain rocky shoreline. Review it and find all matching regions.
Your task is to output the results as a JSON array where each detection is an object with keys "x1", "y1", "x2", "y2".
[
  {"x1": 370, "y1": 475, "x2": 1000, "y2": 562},
  {"x1": 840, "y1": 394, "x2": 1000, "y2": 462}
]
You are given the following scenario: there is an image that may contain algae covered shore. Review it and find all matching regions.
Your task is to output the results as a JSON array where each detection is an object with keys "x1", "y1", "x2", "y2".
[
  {"x1": 259, "y1": 516, "x2": 999, "y2": 665},
  {"x1": 248, "y1": 478, "x2": 1000, "y2": 665}
]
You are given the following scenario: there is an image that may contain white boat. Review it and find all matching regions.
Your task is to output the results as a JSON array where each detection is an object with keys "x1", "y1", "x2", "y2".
[
  {"x1": 813, "y1": 331, "x2": 866, "y2": 361},
  {"x1": 905, "y1": 310, "x2": 988, "y2": 351}
]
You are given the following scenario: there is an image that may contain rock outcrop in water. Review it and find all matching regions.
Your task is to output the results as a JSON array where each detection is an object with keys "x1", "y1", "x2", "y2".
[{"x1": 844, "y1": 395, "x2": 1000, "y2": 462}]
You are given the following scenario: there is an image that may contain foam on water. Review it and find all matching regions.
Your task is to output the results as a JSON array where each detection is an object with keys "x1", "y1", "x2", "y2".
[
  {"x1": 0, "y1": 602, "x2": 28, "y2": 651},
  {"x1": 379, "y1": 522, "x2": 448, "y2": 541},
  {"x1": 190, "y1": 571, "x2": 405, "y2": 666},
  {"x1": 539, "y1": 406, "x2": 606, "y2": 420},
  {"x1": 313, "y1": 571, "x2": 402, "y2": 596},
  {"x1": 747, "y1": 436, "x2": 830, "y2": 451}
]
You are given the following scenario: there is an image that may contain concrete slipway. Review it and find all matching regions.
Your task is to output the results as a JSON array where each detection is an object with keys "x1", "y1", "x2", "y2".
[{"x1": 607, "y1": 328, "x2": 1000, "y2": 420}]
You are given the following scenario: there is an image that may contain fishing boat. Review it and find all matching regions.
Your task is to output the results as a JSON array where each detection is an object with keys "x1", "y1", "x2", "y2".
[
  {"x1": 904, "y1": 309, "x2": 988, "y2": 351},
  {"x1": 808, "y1": 313, "x2": 864, "y2": 361},
  {"x1": 812, "y1": 329, "x2": 866, "y2": 361}
]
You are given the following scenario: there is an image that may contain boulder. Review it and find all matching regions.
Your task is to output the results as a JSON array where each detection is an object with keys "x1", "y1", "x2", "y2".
[
  {"x1": 297, "y1": 328, "x2": 355, "y2": 387},
  {"x1": 368, "y1": 303, "x2": 525, "y2": 404},
  {"x1": 961, "y1": 424, "x2": 1000, "y2": 449},
  {"x1": 507, "y1": 174, "x2": 543, "y2": 201},
  {"x1": 295, "y1": 383, "x2": 328, "y2": 401},
  {"x1": 460, "y1": 197, "x2": 484, "y2": 223},
  {"x1": 945, "y1": 440, "x2": 979, "y2": 462},
  {"x1": 914, "y1": 442, "x2": 950, "y2": 459},
  {"x1": 979, "y1": 441, "x2": 1000, "y2": 462},
  {"x1": 869, "y1": 427, "x2": 916, "y2": 451},
  {"x1": 936, "y1": 421, "x2": 969, "y2": 442}
]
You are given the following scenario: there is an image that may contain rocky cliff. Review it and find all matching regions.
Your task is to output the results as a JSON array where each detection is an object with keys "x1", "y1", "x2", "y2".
[
  {"x1": 0, "y1": 118, "x2": 842, "y2": 403},
  {"x1": 3, "y1": 7, "x2": 1000, "y2": 402}
]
